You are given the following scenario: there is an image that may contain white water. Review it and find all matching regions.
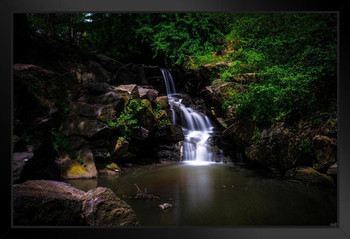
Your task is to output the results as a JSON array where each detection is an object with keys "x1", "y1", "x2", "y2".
[{"x1": 161, "y1": 68, "x2": 222, "y2": 164}]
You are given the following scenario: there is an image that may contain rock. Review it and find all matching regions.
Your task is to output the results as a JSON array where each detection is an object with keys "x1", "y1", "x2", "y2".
[
  {"x1": 137, "y1": 86, "x2": 159, "y2": 101},
  {"x1": 111, "y1": 138, "x2": 135, "y2": 161},
  {"x1": 66, "y1": 136, "x2": 87, "y2": 149},
  {"x1": 94, "y1": 91, "x2": 124, "y2": 107},
  {"x1": 112, "y1": 64, "x2": 147, "y2": 86},
  {"x1": 92, "y1": 148, "x2": 111, "y2": 159},
  {"x1": 158, "y1": 203, "x2": 173, "y2": 211},
  {"x1": 13, "y1": 180, "x2": 138, "y2": 226},
  {"x1": 154, "y1": 96, "x2": 169, "y2": 109},
  {"x1": 155, "y1": 124, "x2": 184, "y2": 142},
  {"x1": 82, "y1": 187, "x2": 139, "y2": 226},
  {"x1": 135, "y1": 105, "x2": 157, "y2": 133},
  {"x1": 56, "y1": 149, "x2": 98, "y2": 179},
  {"x1": 63, "y1": 117, "x2": 109, "y2": 138},
  {"x1": 327, "y1": 163, "x2": 337, "y2": 176},
  {"x1": 13, "y1": 180, "x2": 86, "y2": 225},
  {"x1": 225, "y1": 119, "x2": 257, "y2": 145},
  {"x1": 285, "y1": 167, "x2": 334, "y2": 186},
  {"x1": 312, "y1": 135, "x2": 336, "y2": 172},
  {"x1": 69, "y1": 102, "x2": 116, "y2": 122},
  {"x1": 94, "y1": 53, "x2": 123, "y2": 72},
  {"x1": 134, "y1": 127, "x2": 149, "y2": 141},
  {"x1": 80, "y1": 82, "x2": 115, "y2": 95},
  {"x1": 13, "y1": 152, "x2": 34, "y2": 183},
  {"x1": 86, "y1": 60, "x2": 112, "y2": 83},
  {"x1": 176, "y1": 93, "x2": 193, "y2": 107},
  {"x1": 114, "y1": 84, "x2": 139, "y2": 99}
]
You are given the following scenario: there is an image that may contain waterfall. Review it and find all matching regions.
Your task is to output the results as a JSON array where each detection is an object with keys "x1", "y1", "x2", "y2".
[{"x1": 161, "y1": 69, "x2": 223, "y2": 165}]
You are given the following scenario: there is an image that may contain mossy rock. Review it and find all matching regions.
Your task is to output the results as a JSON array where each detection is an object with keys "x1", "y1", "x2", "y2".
[{"x1": 57, "y1": 149, "x2": 98, "y2": 179}]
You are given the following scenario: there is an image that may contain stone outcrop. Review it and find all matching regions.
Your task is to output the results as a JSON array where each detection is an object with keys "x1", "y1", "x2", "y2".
[
  {"x1": 285, "y1": 167, "x2": 334, "y2": 186},
  {"x1": 13, "y1": 180, "x2": 139, "y2": 226}
]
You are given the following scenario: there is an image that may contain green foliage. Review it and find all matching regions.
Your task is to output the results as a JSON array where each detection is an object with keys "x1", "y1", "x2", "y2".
[
  {"x1": 253, "y1": 128, "x2": 262, "y2": 143},
  {"x1": 300, "y1": 138, "x2": 314, "y2": 154},
  {"x1": 153, "y1": 103, "x2": 163, "y2": 116},
  {"x1": 27, "y1": 13, "x2": 337, "y2": 125},
  {"x1": 51, "y1": 128, "x2": 70, "y2": 157},
  {"x1": 76, "y1": 155, "x2": 86, "y2": 167},
  {"x1": 217, "y1": 14, "x2": 337, "y2": 124},
  {"x1": 108, "y1": 99, "x2": 145, "y2": 137}
]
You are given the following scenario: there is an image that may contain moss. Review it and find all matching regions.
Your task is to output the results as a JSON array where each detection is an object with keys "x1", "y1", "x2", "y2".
[{"x1": 68, "y1": 163, "x2": 86, "y2": 175}]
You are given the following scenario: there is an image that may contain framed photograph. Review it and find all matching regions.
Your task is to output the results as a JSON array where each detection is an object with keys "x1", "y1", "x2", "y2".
[{"x1": 1, "y1": 0, "x2": 350, "y2": 238}]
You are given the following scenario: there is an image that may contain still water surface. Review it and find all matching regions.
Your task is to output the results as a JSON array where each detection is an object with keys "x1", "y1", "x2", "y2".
[{"x1": 67, "y1": 163, "x2": 337, "y2": 226}]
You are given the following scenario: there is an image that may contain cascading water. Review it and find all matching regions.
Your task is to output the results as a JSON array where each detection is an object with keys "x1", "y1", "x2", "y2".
[{"x1": 161, "y1": 68, "x2": 223, "y2": 165}]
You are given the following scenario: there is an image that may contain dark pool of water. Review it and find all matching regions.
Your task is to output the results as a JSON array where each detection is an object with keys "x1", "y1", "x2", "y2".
[{"x1": 66, "y1": 163, "x2": 337, "y2": 226}]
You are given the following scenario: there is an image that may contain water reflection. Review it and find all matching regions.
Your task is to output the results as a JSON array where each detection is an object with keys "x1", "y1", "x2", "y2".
[{"x1": 65, "y1": 163, "x2": 337, "y2": 226}]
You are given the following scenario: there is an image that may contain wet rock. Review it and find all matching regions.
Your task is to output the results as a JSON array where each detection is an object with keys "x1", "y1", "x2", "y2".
[
  {"x1": 285, "y1": 167, "x2": 334, "y2": 186},
  {"x1": 56, "y1": 149, "x2": 98, "y2": 179},
  {"x1": 82, "y1": 187, "x2": 139, "y2": 226},
  {"x1": 155, "y1": 124, "x2": 184, "y2": 142},
  {"x1": 13, "y1": 152, "x2": 34, "y2": 183},
  {"x1": 176, "y1": 93, "x2": 193, "y2": 107},
  {"x1": 154, "y1": 96, "x2": 169, "y2": 109}
]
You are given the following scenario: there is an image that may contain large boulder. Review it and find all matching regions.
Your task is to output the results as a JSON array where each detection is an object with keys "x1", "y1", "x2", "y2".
[
  {"x1": 114, "y1": 84, "x2": 139, "y2": 99},
  {"x1": 13, "y1": 180, "x2": 139, "y2": 226},
  {"x1": 56, "y1": 149, "x2": 98, "y2": 179},
  {"x1": 13, "y1": 180, "x2": 86, "y2": 225},
  {"x1": 82, "y1": 187, "x2": 139, "y2": 226},
  {"x1": 285, "y1": 167, "x2": 334, "y2": 186},
  {"x1": 137, "y1": 86, "x2": 159, "y2": 101}
]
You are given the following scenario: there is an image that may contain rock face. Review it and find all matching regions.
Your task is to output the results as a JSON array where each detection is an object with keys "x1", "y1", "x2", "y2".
[
  {"x1": 13, "y1": 152, "x2": 34, "y2": 183},
  {"x1": 63, "y1": 118, "x2": 110, "y2": 138},
  {"x1": 13, "y1": 180, "x2": 139, "y2": 226},
  {"x1": 82, "y1": 187, "x2": 139, "y2": 226}
]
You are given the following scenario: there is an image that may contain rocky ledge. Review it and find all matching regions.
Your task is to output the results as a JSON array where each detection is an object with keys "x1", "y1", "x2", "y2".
[{"x1": 13, "y1": 180, "x2": 139, "y2": 226}]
